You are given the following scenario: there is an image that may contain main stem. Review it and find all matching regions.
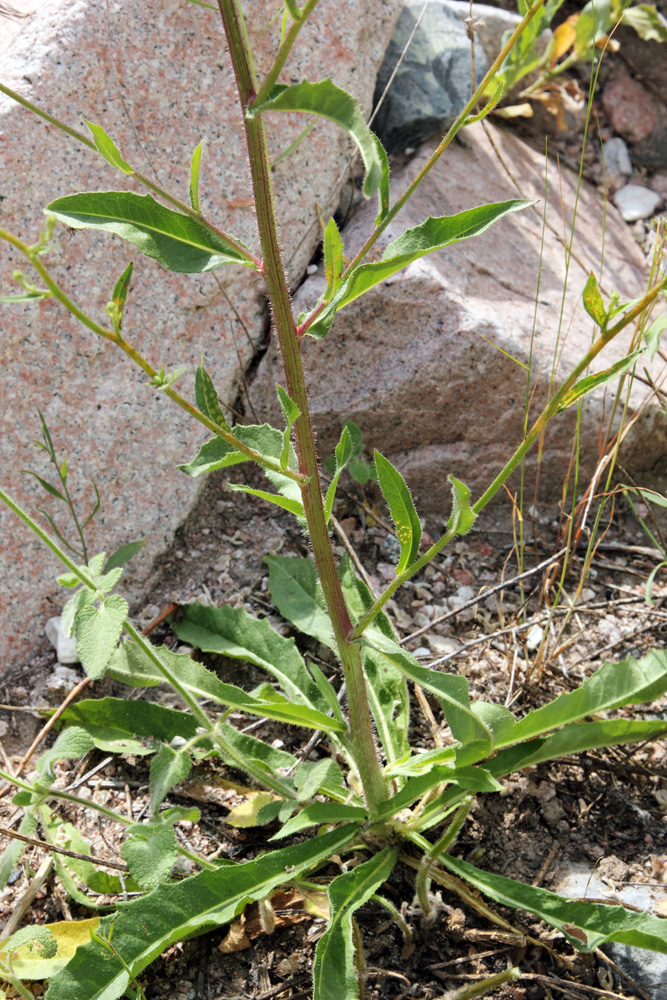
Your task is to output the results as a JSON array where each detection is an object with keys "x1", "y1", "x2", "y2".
[{"x1": 217, "y1": 0, "x2": 387, "y2": 811}]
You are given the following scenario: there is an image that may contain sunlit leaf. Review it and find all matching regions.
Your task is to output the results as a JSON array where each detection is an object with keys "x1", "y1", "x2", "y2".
[
  {"x1": 374, "y1": 451, "x2": 421, "y2": 575},
  {"x1": 307, "y1": 201, "x2": 529, "y2": 339},
  {"x1": 84, "y1": 120, "x2": 133, "y2": 175},
  {"x1": 582, "y1": 272, "x2": 607, "y2": 326},
  {"x1": 189, "y1": 139, "x2": 205, "y2": 212},
  {"x1": 252, "y1": 79, "x2": 389, "y2": 219},
  {"x1": 74, "y1": 593, "x2": 128, "y2": 679},
  {"x1": 45, "y1": 825, "x2": 362, "y2": 1000},
  {"x1": 556, "y1": 350, "x2": 642, "y2": 412},
  {"x1": 313, "y1": 849, "x2": 397, "y2": 1000},
  {"x1": 122, "y1": 824, "x2": 178, "y2": 891},
  {"x1": 439, "y1": 851, "x2": 667, "y2": 954},
  {"x1": 47, "y1": 191, "x2": 254, "y2": 273}
]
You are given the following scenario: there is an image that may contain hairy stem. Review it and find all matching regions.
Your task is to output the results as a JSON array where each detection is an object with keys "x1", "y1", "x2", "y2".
[{"x1": 217, "y1": 0, "x2": 387, "y2": 811}]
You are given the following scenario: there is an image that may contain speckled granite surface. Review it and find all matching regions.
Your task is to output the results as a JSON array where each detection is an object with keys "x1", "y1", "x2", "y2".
[{"x1": 0, "y1": 0, "x2": 402, "y2": 673}]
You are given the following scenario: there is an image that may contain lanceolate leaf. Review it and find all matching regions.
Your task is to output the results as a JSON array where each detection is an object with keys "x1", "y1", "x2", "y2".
[
  {"x1": 375, "y1": 764, "x2": 501, "y2": 822},
  {"x1": 374, "y1": 451, "x2": 421, "y2": 575},
  {"x1": 46, "y1": 192, "x2": 253, "y2": 273},
  {"x1": 438, "y1": 852, "x2": 667, "y2": 954},
  {"x1": 149, "y1": 745, "x2": 192, "y2": 815},
  {"x1": 501, "y1": 649, "x2": 667, "y2": 746},
  {"x1": 252, "y1": 79, "x2": 389, "y2": 219},
  {"x1": 195, "y1": 361, "x2": 231, "y2": 432},
  {"x1": 338, "y1": 557, "x2": 410, "y2": 765},
  {"x1": 178, "y1": 424, "x2": 283, "y2": 477},
  {"x1": 226, "y1": 483, "x2": 305, "y2": 518},
  {"x1": 173, "y1": 603, "x2": 327, "y2": 713},
  {"x1": 556, "y1": 350, "x2": 643, "y2": 412},
  {"x1": 189, "y1": 139, "x2": 205, "y2": 212},
  {"x1": 313, "y1": 849, "x2": 398, "y2": 1000},
  {"x1": 45, "y1": 825, "x2": 362, "y2": 1000},
  {"x1": 107, "y1": 641, "x2": 346, "y2": 733},
  {"x1": 447, "y1": 476, "x2": 476, "y2": 536},
  {"x1": 62, "y1": 697, "x2": 199, "y2": 745},
  {"x1": 271, "y1": 802, "x2": 368, "y2": 840},
  {"x1": 489, "y1": 718, "x2": 667, "y2": 778},
  {"x1": 323, "y1": 217, "x2": 344, "y2": 302},
  {"x1": 307, "y1": 201, "x2": 528, "y2": 339},
  {"x1": 84, "y1": 120, "x2": 133, "y2": 175}
]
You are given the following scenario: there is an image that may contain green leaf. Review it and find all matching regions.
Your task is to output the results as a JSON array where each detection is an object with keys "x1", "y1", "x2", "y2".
[
  {"x1": 45, "y1": 825, "x2": 362, "y2": 1000},
  {"x1": 313, "y1": 849, "x2": 398, "y2": 1000},
  {"x1": 307, "y1": 201, "x2": 529, "y2": 339},
  {"x1": 271, "y1": 802, "x2": 367, "y2": 840},
  {"x1": 46, "y1": 191, "x2": 253, "y2": 273},
  {"x1": 103, "y1": 540, "x2": 146, "y2": 572},
  {"x1": 189, "y1": 139, "x2": 205, "y2": 212},
  {"x1": 575, "y1": 0, "x2": 612, "y2": 58},
  {"x1": 178, "y1": 423, "x2": 283, "y2": 477},
  {"x1": 40, "y1": 807, "x2": 132, "y2": 901},
  {"x1": 557, "y1": 350, "x2": 643, "y2": 412},
  {"x1": 324, "y1": 425, "x2": 353, "y2": 522},
  {"x1": 489, "y1": 718, "x2": 667, "y2": 778},
  {"x1": 84, "y1": 120, "x2": 133, "y2": 174},
  {"x1": 504, "y1": 648, "x2": 667, "y2": 745},
  {"x1": 36, "y1": 727, "x2": 95, "y2": 784},
  {"x1": 276, "y1": 385, "x2": 300, "y2": 470},
  {"x1": 22, "y1": 471, "x2": 66, "y2": 501},
  {"x1": 194, "y1": 360, "x2": 231, "y2": 432},
  {"x1": 0, "y1": 289, "x2": 52, "y2": 302},
  {"x1": 374, "y1": 451, "x2": 421, "y2": 575},
  {"x1": 363, "y1": 630, "x2": 493, "y2": 755},
  {"x1": 174, "y1": 603, "x2": 327, "y2": 712},
  {"x1": 149, "y1": 745, "x2": 192, "y2": 816},
  {"x1": 253, "y1": 79, "x2": 389, "y2": 220},
  {"x1": 107, "y1": 640, "x2": 346, "y2": 733},
  {"x1": 62, "y1": 696, "x2": 200, "y2": 745},
  {"x1": 439, "y1": 851, "x2": 667, "y2": 954},
  {"x1": 622, "y1": 4, "x2": 667, "y2": 41},
  {"x1": 375, "y1": 764, "x2": 501, "y2": 822},
  {"x1": 122, "y1": 824, "x2": 178, "y2": 891},
  {"x1": 323, "y1": 217, "x2": 344, "y2": 303},
  {"x1": 264, "y1": 555, "x2": 334, "y2": 647},
  {"x1": 74, "y1": 594, "x2": 128, "y2": 679},
  {"x1": 111, "y1": 260, "x2": 134, "y2": 308},
  {"x1": 582, "y1": 272, "x2": 607, "y2": 326}
]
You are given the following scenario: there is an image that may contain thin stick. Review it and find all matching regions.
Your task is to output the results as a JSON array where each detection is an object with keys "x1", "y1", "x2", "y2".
[{"x1": 0, "y1": 824, "x2": 129, "y2": 872}]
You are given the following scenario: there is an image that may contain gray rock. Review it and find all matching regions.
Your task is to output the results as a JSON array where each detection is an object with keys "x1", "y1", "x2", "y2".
[
  {"x1": 373, "y1": 0, "x2": 489, "y2": 154},
  {"x1": 613, "y1": 184, "x2": 662, "y2": 222},
  {"x1": 0, "y1": 0, "x2": 403, "y2": 675},
  {"x1": 552, "y1": 862, "x2": 667, "y2": 1000},
  {"x1": 603, "y1": 137, "x2": 633, "y2": 177}
]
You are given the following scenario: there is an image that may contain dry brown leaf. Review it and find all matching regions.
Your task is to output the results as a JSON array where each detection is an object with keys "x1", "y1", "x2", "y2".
[{"x1": 218, "y1": 914, "x2": 251, "y2": 953}]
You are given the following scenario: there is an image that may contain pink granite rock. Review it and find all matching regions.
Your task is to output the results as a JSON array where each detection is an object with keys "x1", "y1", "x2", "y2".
[
  {"x1": 252, "y1": 123, "x2": 666, "y2": 532},
  {"x1": 0, "y1": 0, "x2": 402, "y2": 673}
]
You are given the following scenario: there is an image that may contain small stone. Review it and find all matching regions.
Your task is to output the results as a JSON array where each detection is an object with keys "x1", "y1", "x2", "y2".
[
  {"x1": 306, "y1": 263, "x2": 319, "y2": 275},
  {"x1": 525, "y1": 623, "x2": 543, "y2": 651},
  {"x1": 603, "y1": 136, "x2": 632, "y2": 176},
  {"x1": 613, "y1": 184, "x2": 662, "y2": 222},
  {"x1": 425, "y1": 633, "x2": 460, "y2": 655},
  {"x1": 44, "y1": 616, "x2": 79, "y2": 665}
]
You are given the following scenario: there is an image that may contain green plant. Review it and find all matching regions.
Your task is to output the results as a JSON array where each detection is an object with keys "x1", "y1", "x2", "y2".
[{"x1": 0, "y1": 1, "x2": 666, "y2": 998}]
